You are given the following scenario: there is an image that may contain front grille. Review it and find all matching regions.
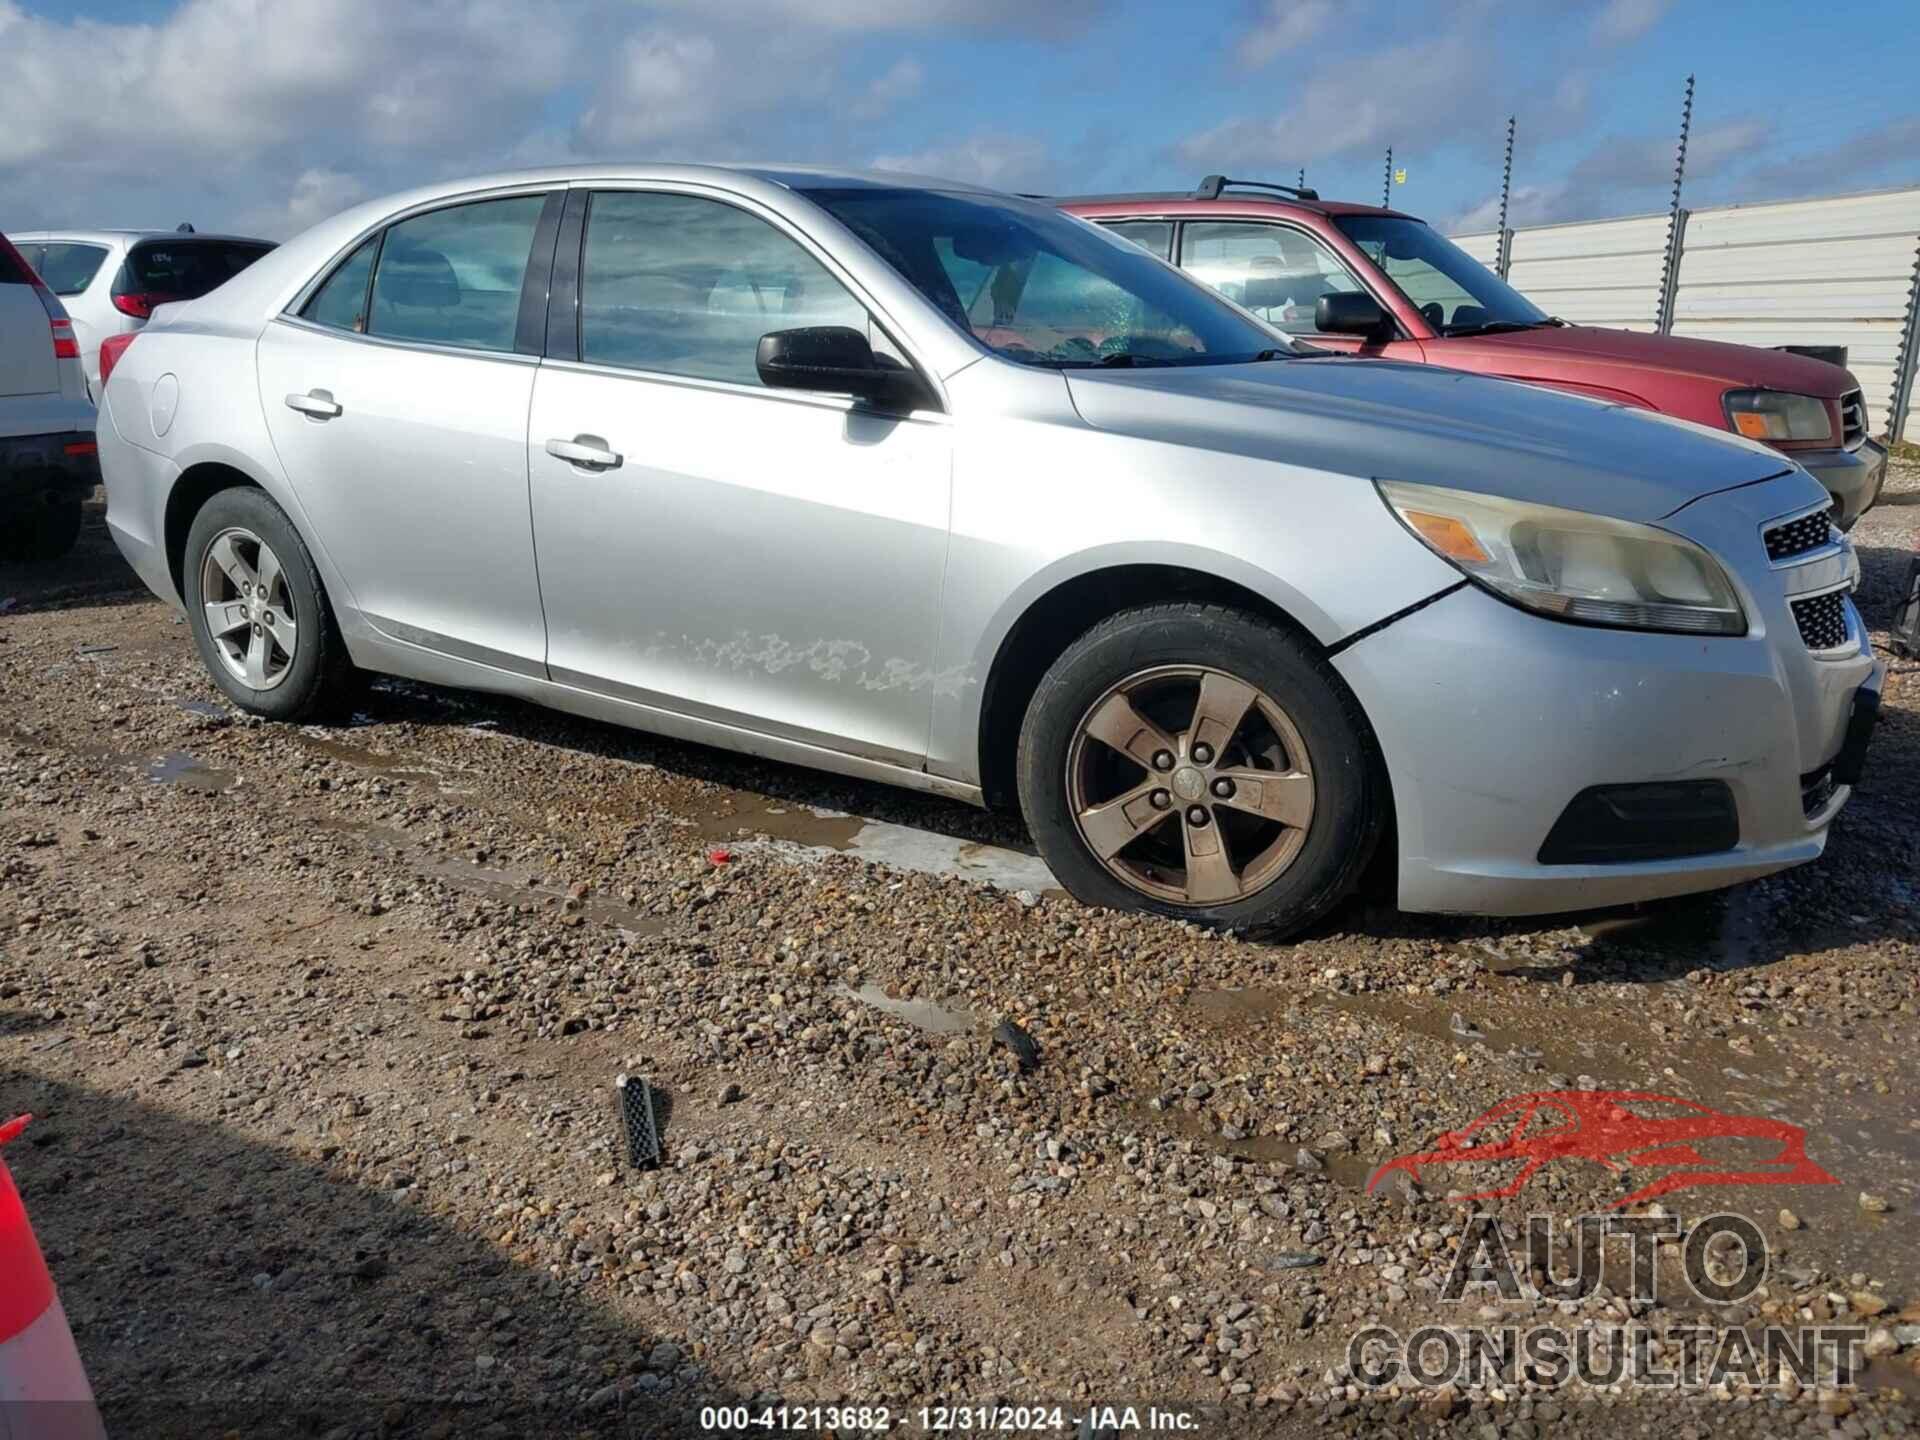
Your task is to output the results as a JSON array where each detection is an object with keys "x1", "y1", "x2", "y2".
[
  {"x1": 1840, "y1": 390, "x2": 1866, "y2": 447},
  {"x1": 1763, "y1": 504, "x2": 1835, "y2": 563},
  {"x1": 1791, "y1": 590, "x2": 1850, "y2": 651}
]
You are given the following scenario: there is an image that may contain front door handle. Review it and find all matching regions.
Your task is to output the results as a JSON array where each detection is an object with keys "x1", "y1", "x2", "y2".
[
  {"x1": 545, "y1": 435, "x2": 622, "y2": 471},
  {"x1": 285, "y1": 389, "x2": 342, "y2": 420}
]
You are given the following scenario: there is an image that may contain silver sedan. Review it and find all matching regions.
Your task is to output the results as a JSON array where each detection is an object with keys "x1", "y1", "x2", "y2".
[{"x1": 94, "y1": 165, "x2": 1882, "y2": 933}]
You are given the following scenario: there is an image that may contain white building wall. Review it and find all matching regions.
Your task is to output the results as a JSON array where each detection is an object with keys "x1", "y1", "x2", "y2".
[
  {"x1": 1670, "y1": 189, "x2": 1920, "y2": 439},
  {"x1": 1449, "y1": 186, "x2": 1920, "y2": 439}
]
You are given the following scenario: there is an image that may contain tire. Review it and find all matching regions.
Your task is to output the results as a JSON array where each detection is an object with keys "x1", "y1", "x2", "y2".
[
  {"x1": 182, "y1": 486, "x2": 360, "y2": 722},
  {"x1": 1016, "y1": 602, "x2": 1386, "y2": 935},
  {"x1": 1, "y1": 491, "x2": 83, "y2": 563}
]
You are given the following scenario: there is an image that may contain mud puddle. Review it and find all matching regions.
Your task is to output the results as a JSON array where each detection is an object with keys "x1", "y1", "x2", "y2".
[
  {"x1": 312, "y1": 814, "x2": 668, "y2": 940},
  {"x1": 691, "y1": 788, "x2": 1063, "y2": 896},
  {"x1": 295, "y1": 731, "x2": 471, "y2": 796},
  {"x1": 1124, "y1": 1095, "x2": 1376, "y2": 1188},
  {"x1": 140, "y1": 750, "x2": 235, "y2": 793},
  {"x1": 1575, "y1": 884, "x2": 1773, "y2": 972},
  {"x1": 839, "y1": 983, "x2": 980, "y2": 1035},
  {"x1": 1185, "y1": 982, "x2": 1920, "y2": 1290}
]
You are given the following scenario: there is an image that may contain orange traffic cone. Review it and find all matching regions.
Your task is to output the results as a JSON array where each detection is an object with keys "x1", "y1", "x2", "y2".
[{"x1": 0, "y1": 1115, "x2": 106, "y2": 1440}]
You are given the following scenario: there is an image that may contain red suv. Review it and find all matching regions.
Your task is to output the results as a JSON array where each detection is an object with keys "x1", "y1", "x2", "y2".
[{"x1": 1060, "y1": 176, "x2": 1887, "y2": 528}]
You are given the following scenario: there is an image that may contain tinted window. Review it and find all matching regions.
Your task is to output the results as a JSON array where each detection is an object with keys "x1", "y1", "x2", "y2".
[
  {"x1": 1181, "y1": 222, "x2": 1369, "y2": 336},
  {"x1": 126, "y1": 240, "x2": 274, "y2": 300},
  {"x1": 30, "y1": 243, "x2": 110, "y2": 295},
  {"x1": 580, "y1": 192, "x2": 867, "y2": 386},
  {"x1": 0, "y1": 240, "x2": 31, "y2": 284},
  {"x1": 368, "y1": 196, "x2": 545, "y2": 353},
  {"x1": 1101, "y1": 220, "x2": 1173, "y2": 260},
  {"x1": 302, "y1": 236, "x2": 380, "y2": 333},
  {"x1": 804, "y1": 187, "x2": 1285, "y2": 367},
  {"x1": 1336, "y1": 216, "x2": 1547, "y2": 334}
]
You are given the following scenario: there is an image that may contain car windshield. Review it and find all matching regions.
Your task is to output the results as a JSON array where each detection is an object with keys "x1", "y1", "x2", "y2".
[
  {"x1": 1335, "y1": 216, "x2": 1548, "y2": 336},
  {"x1": 801, "y1": 186, "x2": 1291, "y2": 368},
  {"x1": 126, "y1": 239, "x2": 275, "y2": 300},
  {"x1": 31, "y1": 243, "x2": 110, "y2": 295}
]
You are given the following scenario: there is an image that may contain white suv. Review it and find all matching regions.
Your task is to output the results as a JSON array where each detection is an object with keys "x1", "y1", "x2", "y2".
[
  {"x1": 5, "y1": 228, "x2": 274, "y2": 394},
  {"x1": 1, "y1": 232, "x2": 96, "y2": 561}
]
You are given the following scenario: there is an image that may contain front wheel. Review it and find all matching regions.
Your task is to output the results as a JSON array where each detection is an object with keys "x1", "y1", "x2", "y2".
[
  {"x1": 1016, "y1": 603, "x2": 1386, "y2": 934},
  {"x1": 183, "y1": 487, "x2": 359, "y2": 721}
]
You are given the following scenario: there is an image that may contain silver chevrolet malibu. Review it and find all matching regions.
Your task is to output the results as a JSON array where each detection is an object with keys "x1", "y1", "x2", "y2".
[{"x1": 95, "y1": 165, "x2": 1883, "y2": 934}]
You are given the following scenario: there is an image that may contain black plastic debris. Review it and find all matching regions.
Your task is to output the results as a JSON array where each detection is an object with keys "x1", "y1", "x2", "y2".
[
  {"x1": 616, "y1": 1074, "x2": 662, "y2": 1170},
  {"x1": 993, "y1": 1019, "x2": 1040, "y2": 1073}
]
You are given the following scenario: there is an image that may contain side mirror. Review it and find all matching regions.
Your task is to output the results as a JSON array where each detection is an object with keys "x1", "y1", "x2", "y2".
[
  {"x1": 755, "y1": 326, "x2": 926, "y2": 411},
  {"x1": 1314, "y1": 291, "x2": 1392, "y2": 340}
]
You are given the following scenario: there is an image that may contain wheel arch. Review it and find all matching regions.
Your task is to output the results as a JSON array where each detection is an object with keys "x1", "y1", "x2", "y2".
[
  {"x1": 162, "y1": 447, "x2": 326, "y2": 612},
  {"x1": 973, "y1": 555, "x2": 1344, "y2": 813}
]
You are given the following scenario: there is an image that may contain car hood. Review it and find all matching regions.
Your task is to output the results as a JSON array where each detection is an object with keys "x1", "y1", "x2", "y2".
[
  {"x1": 1064, "y1": 356, "x2": 1790, "y2": 525},
  {"x1": 1457, "y1": 323, "x2": 1856, "y2": 397}
]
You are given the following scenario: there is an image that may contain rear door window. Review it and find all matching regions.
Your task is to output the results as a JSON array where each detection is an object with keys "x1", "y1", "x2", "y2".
[
  {"x1": 34, "y1": 243, "x2": 111, "y2": 296},
  {"x1": 1180, "y1": 221, "x2": 1369, "y2": 335},
  {"x1": 301, "y1": 236, "x2": 381, "y2": 334},
  {"x1": 1100, "y1": 220, "x2": 1174, "y2": 260},
  {"x1": 124, "y1": 239, "x2": 274, "y2": 301},
  {"x1": 367, "y1": 196, "x2": 546, "y2": 354}
]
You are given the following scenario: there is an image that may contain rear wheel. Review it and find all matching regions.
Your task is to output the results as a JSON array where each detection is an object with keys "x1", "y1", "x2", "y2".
[
  {"x1": 1, "y1": 491, "x2": 83, "y2": 562},
  {"x1": 1017, "y1": 603, "x2": 1386, "y2": 933},
  {"x1": 183, "y1": 487, "x2": 359, "y2": 721}
]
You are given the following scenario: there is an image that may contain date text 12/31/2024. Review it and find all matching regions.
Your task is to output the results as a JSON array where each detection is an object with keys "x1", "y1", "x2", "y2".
[{"x1": 699, "y1": 1405, "x2": 1203, "y2": 1432}]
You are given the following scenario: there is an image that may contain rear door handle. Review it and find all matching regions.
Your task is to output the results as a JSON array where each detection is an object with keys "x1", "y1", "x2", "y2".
[
  {"x1": 285, "y1": 389, "x2": 342, "y2": 419},
  {"x1": 545, "y1": 435, "x2": 622, "y2": 471}
]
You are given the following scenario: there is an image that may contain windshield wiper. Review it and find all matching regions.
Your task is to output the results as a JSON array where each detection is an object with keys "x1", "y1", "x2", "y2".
[{"x1": 1441, "y1": 319, "x2": 1555, "y2": 338}]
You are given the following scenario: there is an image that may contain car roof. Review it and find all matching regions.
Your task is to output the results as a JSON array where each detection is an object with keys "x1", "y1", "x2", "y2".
[
  {"x1": 6, "y1": 228, "x2": 275, "y2": 247},
  {"x1": 8, "y1": 168, "x2": 1004, "y2": 259},
  {"x1": 1055, "y1": 193, "x2": 1416, "y2": 222}
]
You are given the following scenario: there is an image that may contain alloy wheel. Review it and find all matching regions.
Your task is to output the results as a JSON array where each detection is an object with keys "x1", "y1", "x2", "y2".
[
  {"x1": 199, "y1": 526, "x2": 298, "y2": 690},
  {"x1": 1065, "y1": 664, "x2": 1315, "y2": 906}
]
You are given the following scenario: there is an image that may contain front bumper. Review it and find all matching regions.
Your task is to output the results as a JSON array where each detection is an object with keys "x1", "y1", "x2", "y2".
[
  {"x1": 1335, "y1": 473, "x2": 1880, "y2": 916},
  {"x1": 1, "y1": 430, "x2": 100, "y2": 502},
  {"x1": 1797, "y1": 436, "x2": 1886, "y2": 529}
]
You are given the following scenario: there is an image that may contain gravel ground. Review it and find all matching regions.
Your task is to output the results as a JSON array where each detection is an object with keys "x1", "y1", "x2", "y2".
[{"x1": 2, "y1": 466, "x2": 1917, "y2": 1439}]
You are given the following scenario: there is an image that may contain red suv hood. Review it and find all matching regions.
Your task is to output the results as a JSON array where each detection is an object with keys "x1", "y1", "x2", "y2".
[{"x1": 1455, "y1": 324, "x2": 1855, "y2": 397}]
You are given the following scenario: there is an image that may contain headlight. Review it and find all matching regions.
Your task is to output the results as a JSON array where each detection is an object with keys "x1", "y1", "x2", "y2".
[
  {"x1": 1723, "y1": 390, "x2": 1832, "y2": 443},
  {"x1": 1378, "y1": 480, "x2": 1747, "y2": 636}
]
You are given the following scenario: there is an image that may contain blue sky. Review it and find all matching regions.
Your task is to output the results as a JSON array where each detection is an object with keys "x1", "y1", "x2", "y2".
[{"x1": 2, "y1": 0, "x2": 1915, "y2": 238}]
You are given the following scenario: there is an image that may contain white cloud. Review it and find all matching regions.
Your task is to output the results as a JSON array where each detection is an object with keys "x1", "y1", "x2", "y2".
[
  {"x1": 1589, "y1": 0, "x2": 1672, "y2": 43},
  {"x1": 872, "y1": 134, "x2": 1051, "y2": 190},
  {"x1": 1568, "y1": 118, "x2": 1774, "y2": 192},
  {"x1": 647, "y1": 0, "x2": 1107, "y2": 34},
  {"x1": 574, "y1": 28, "x2": 725, "y2": 150},
  {"x1": 0, "y1": 0, "x2": 576, "y2": 171},
  {"x1": 1442, "y1": 181, "x2": 1573, "y2": 233},
  {"x1": 1178, "y1": 34, "x2": 1486, "y2": 171},
  {"x1": 1235, "y1": 0, "x2": 1334, "y2": 69},
  {"x1": 853, "y1": 58, "x2": 926, "y2": 121},
  {"x1": 231, "y1": 168, "x2": 371, "y2": 239}
]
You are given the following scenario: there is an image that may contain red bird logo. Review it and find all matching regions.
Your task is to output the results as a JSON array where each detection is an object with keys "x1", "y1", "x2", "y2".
[{"x1": 1367, "y1": 1091, "x2": 1837, "y2": 1209}]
